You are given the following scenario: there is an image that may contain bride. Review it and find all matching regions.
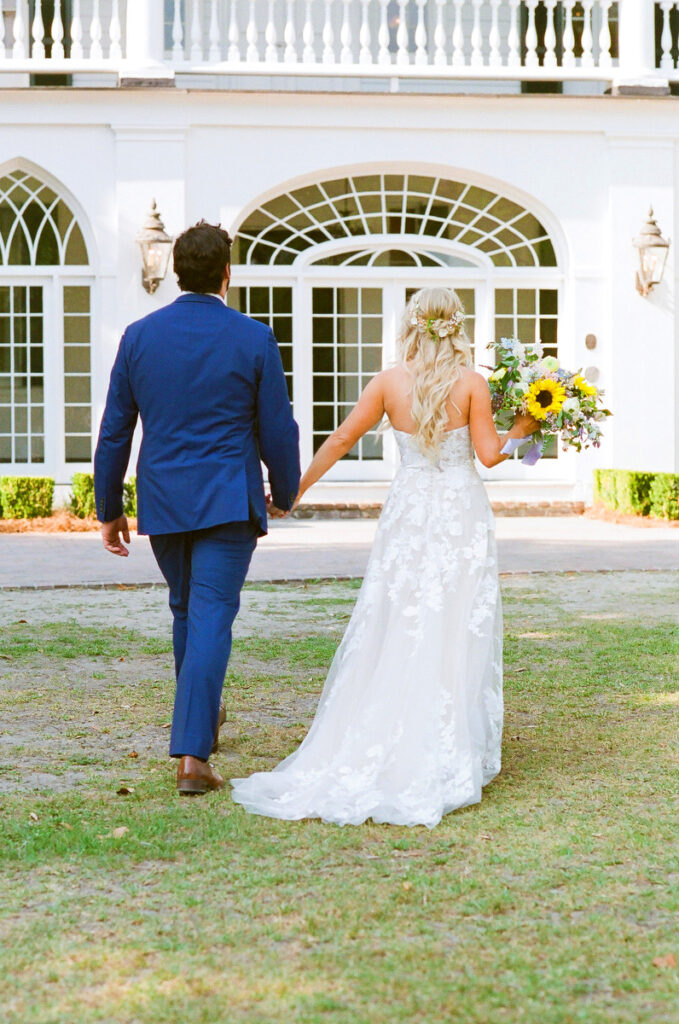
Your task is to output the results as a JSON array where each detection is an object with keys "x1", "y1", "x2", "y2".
[{"x1": 231, "y1": 287, "x2": 537, "y2": 828}]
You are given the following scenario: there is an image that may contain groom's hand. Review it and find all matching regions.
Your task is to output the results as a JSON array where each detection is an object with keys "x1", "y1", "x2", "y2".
[
  {"x1": 266, "y1": 493, "x2": 288, "y2": 519},
  {"x1": 101, "y1": 515, "x2": 131, "y2": 557}
]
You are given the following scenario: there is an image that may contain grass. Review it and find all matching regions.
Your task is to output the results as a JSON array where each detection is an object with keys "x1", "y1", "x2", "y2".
[{"x1": 0, "y1": 574, "x2": 677, "y2": 1024}]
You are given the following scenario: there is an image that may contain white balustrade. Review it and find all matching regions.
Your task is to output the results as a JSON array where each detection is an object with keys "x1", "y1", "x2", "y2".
[
  {"x1": 659, "y1": 2, "x2": 677, "y2": 72},
  {"x1": 1, "y1": 1, "x2": 675, "y2": 84}
]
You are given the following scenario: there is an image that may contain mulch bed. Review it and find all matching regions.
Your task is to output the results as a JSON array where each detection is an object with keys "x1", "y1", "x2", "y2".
[
  {"x1": 0, "y1": 510, "x2": 138, "y2": 534},
  {"x1": 584, "y1": 503, "x2": 679, "y2": 529}
]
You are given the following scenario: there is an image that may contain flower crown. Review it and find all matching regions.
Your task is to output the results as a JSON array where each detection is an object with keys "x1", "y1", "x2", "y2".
[{"x1": 410, "y1": 304, "x2": 465, "y2": 342}]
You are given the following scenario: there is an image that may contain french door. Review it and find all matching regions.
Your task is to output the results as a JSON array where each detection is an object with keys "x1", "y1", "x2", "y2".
[{"x1": 302, "y1": 276, "x2": 487, "y2": 480}]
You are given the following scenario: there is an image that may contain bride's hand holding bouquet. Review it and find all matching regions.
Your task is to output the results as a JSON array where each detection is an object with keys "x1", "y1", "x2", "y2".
[{"x1": 487, "y1": 338, "x2": 612, "y2": 465}]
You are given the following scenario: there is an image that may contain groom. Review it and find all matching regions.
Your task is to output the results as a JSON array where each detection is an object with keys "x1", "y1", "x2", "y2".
[{"x1": 94, "y1": 221, "x2": 300, "y2": 795}]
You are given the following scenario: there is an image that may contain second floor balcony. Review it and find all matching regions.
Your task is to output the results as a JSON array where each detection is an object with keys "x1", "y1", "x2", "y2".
[{"x1": 0, "y1": 1, "x2": 677, "y2": 93}]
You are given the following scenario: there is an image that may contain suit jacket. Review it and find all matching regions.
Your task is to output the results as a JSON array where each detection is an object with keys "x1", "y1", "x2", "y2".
[{"x1": 94, "y1": 293, "x2": 300, "y2": 536}]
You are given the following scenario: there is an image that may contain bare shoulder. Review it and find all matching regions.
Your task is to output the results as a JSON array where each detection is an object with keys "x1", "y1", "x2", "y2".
[
  {"x1": 376, "y1": 364, "x2": 408, "y2": 393},
  {"x1": 462, "y1": 369, "x2": 491, "y2": 395}
]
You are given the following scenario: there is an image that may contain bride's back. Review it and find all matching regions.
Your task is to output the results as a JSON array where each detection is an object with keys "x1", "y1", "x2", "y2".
[{"x1": 382, "y1": 363, "x2": 475, "y2": 436}]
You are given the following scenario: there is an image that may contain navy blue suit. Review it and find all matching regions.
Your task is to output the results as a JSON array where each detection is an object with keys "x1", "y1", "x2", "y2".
[{"x1": 94, "y1": 293, "x2": 300, "y2": 759}]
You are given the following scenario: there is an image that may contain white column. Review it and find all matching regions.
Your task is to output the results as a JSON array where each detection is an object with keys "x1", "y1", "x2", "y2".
[
  {"x1": 124, "y1": 0, "x2": 169, "y2": 77},
  {"x1": 617, "y1": 0, "x2": 658, "y2": 79}
]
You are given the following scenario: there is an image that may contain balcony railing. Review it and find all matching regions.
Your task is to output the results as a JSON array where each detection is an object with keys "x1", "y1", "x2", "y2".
[{"x1": 0, "y1": 1, "x2": 674, "y2": 87}]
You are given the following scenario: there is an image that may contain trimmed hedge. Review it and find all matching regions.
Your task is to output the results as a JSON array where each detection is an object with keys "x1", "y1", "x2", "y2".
[
  {"x1": 70, "y1": 472, "x2": 96, "y2": 518},
  {"x1": 594, "y1": 468, "x2": 679, "y2": 521},
  {"x1": 649, "y1": 473, "x2": 679, "y2": 521},
  {"x1": 123, "y1": 477, "x2": 137, "y2": 518},
  {"x1": 0, "y1": 476, "x2": 54, "y2": 519},
  {"x1": 69, "y1": 472, "x2": 137, "y2": 519}
]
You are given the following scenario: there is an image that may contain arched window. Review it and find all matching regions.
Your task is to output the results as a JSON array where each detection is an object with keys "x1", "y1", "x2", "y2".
[
  {"x1": 0, "y1": 168, "x2": 92, "y2": 471},
  {"x1": 233, "y1": 173, "x2": 557, "y2": 268},
  {"x1": 230, "y1": 171, "x2": 563, "y2": 481}
]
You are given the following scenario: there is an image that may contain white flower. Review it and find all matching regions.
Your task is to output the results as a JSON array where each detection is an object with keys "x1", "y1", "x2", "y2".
[{"x1": 561, "y1": 397, "x2": 581, "y2": 415}]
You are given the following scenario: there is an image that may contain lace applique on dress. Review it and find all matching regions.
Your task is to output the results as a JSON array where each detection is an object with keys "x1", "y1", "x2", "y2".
[{"x1": 231, "y1": 425, "x2": 503, "y2": 828}]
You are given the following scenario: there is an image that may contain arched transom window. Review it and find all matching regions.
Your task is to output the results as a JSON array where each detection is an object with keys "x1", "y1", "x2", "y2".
[
  {"x1": 230, "y1": 170, "x2": 562, "y2": 480},
  {"x1": 0, "y1": 169, "x2": 88, "y2": 267},
  {"x1": 233, "y1": 173, "x2": 557, "y2": 269},
  {"x1": 0, "y1": 167, "x2": 92, "y2": 471}
]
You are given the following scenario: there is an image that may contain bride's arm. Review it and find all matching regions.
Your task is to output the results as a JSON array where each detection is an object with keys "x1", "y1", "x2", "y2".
[
  {"x1": 295, "y1": 374, "x2": 386, "y2": 505},
  {"x1": 468, "y1": 372, "x2": 538, "y2": 468}
]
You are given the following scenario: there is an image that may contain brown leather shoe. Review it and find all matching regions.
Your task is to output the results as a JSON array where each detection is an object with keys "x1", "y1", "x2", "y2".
[
  {"x1": 177, "y1": 756, "x2": 225, "y2": 796},
  {"x1": 211, "y1": 700, "x2": 227, "y2": 755}
]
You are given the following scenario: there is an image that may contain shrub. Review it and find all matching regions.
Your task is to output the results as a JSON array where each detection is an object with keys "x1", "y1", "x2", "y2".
[
  {"x1": 593, "y1": 469, "x2": 618, "y2": 510},
  {"x1": 123, "y1": 477, "x2": 137, "y2": 518},
  {"x1": 0, "y1": 476, "x2": 54, "y2": 519},
  {"x1": 70, "y1": 472, "x2": 96, "y2": 518},
  {"x1": 594, "y1": 468, "x2": 679, "y2": 520},
  {"x1": 614, "y1": 470, "x2": 654, "y2": 516},
  {"x1": 649, "y1": 473, "x2": 679, "y2": 521}
]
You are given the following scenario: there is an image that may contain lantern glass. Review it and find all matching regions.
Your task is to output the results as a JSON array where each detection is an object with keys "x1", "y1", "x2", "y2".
[{"x1": 641, "y1": 243, "x2": 669, "y2": 287}]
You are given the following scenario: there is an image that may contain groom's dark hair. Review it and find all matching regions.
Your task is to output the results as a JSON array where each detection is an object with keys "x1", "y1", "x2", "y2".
[{"x1": 173, "y1": 221, "x2": 233, "y2": 294}]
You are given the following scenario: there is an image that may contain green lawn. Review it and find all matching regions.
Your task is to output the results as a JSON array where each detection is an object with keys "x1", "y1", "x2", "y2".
[{"x1": 0, "y1": 573, "x2": 677, "y2": 1024}]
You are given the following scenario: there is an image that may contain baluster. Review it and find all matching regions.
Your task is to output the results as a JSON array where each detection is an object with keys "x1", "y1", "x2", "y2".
[
  {"x1": 32, "y1": 0, "x2": 45, "y2": 58},
  {"x1": 303, "y1": 0, "x2": 316, "y2": 62},
  {"x1": 562, "y1": 0, "x2": 575, "y2": 68},
  {"x1": 70, "y1": 0, "x2": 82, "y2": 58},
  {"x1": 209, "y1": 0, "x2": 221, "y2": 60},
  {"x1": 660, "y1": 1, "x2": 674, "y2": 71},
  {"x1": 396, "y1": 0, "x2": 408, "y2": 65},
  {"x1": 524, "y1": 0, "x2": 538, "y2": 68},
  {"x1": 190, "y1": 0, "x2": 202, "y2": 61},
  {"x1": 284, "y1": 0, "x2": 296, "y2": 61},
  {"x1": 452, "y1": 0, "x2": 465, "y2": 68},
  {"x1": 247, "y1": 0, "x2": 260, "y2": 61},
  {"x1": 0, "y1": 0, "x2": 5, "y2": 60},
  {"x1": 377, "y1": 0, "x2": 390, "y2": 64},
  {"x1": 12, "y1": 0, "x2": 27, "y2": 58},
  {"x1": 89, "y1": 0, "x2": 102, "y2": 60},
  {"x1": 359, "y1": 0, "x2": 371, "y2": 63},
  {"x1": 543, "y1": 0, "x2": 557, "y2": 68},
  {"x1": 339, "y1": 0, "x2": 352, "y2": 63},
  {"x1": 433, "y1": 0, "x2": 446, "y2": 65},
  {"x1": 580, "y1": 0, "x2": 593, "y2": 68},
  {"x1": 488, "y1": 0, "x2": 501, "y2": 67},
  {"x1": 322, "y1": 0, "x2": 335, "y2": 64},
  {"x1": 598, "y1": 0, "x2": 612, "y2": 68},
  {"x1": 228, "y1": 0, "x2": 240, "y2": 61},
  {"x1": 266, "y1": 0, "x2": 278, "y2": 62},
  {"x1": 172, "y1": 0, "x2": 184, "y2": 62},
  {"x1": 470, "y1": 0, "x2": 482, "y2": 66},
  {"x1": 507, "y1": 0, "x2": 520, "y2": 67},
  {"x1": 109, "y1": 0, "x2": 122, "y2": 60},
  {"x1": 414, "y1": 0, "x2": 427, "y2": 65}
]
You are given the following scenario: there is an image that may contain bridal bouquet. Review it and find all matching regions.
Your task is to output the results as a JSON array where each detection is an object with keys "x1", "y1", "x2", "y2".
[{"x1": 487, "y1": 338, "x2": 612, "y2": 465}]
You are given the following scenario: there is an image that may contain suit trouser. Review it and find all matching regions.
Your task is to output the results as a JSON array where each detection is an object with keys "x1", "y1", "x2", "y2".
[{"x1": 149, "y1": 521, "x2": 258, "y2": 761}]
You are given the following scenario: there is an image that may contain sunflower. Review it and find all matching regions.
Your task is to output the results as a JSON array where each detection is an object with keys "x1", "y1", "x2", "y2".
[
  {"x1": 573, "y1": 374, "x2": 597, "y2": 397},
  {"x1": 526, "y1": 378, "x2": 566, "y2": 420}
]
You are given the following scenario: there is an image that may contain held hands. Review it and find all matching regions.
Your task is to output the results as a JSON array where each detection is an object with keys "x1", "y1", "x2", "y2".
[
  {"x1": 266, "y1": 493, "x2": 289, "y2": 519},
  {"x1": 101, "y1": 515, "x2": 131, "y2": 557}
]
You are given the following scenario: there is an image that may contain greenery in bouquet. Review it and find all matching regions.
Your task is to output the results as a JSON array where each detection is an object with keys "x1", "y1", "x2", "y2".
[{"x1": 486, "y1": 338, "x2": 612, "y2": 459}]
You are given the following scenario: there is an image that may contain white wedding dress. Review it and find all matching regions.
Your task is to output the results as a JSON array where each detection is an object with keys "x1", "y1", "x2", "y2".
[{"x1": 231, "y1": 424, "x2": 503, "y2": 828}]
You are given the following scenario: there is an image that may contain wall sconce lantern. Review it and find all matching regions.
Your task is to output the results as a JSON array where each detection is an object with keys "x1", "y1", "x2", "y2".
[
  {"x1": 633, "y1": 208, "x2": 671, "y2": 297},
  {"x1": 136, "y1": 200, "x2": 173, "y2": 294}
]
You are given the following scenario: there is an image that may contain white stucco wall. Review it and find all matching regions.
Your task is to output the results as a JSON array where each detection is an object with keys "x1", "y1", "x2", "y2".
[{"x1": 1, "y1": 87, "x2": 677, "y2": 489}]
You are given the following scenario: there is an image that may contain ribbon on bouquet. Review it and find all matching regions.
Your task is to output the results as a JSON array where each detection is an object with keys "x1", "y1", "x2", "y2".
[{"x1": 501, "y1": 436, "x2": 544, "y2": 466}]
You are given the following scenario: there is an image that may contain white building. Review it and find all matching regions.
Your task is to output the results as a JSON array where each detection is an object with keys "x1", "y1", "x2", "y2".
[{"x1": 0, "y1": 1, "x2": 677, "y2": 505}]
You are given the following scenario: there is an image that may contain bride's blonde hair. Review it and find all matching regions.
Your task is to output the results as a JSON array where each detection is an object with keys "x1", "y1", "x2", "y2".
[{"x1": 398, "y1": 287, "x2": 472, "y2": 461}]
